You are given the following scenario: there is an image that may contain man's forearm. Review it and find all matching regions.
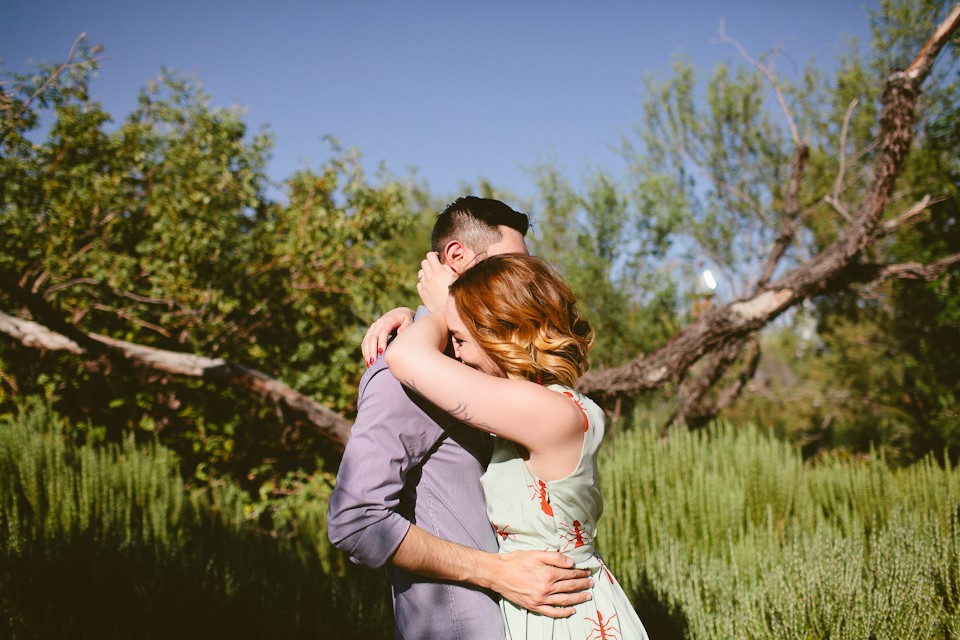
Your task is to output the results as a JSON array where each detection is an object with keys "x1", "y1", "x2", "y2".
[
  {"x1": 389, "y1": 523, "x2": 498, "y2": 590},
  {"x1": 389, "y1": 523, "x2": 595, "y2": 618}
]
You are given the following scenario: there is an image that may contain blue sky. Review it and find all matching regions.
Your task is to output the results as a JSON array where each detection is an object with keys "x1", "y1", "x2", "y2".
[{"x1": 3, "y1": 1, "x2": 876, "y2": 203}]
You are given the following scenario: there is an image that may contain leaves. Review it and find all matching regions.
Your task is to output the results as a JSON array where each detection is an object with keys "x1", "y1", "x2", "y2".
[{"x1": 0, "y1": 52, "x2": 417, "y2": 485}]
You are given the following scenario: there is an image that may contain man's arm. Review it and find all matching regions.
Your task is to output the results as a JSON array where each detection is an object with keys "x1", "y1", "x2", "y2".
[
  {"x1": 328, "y1": 363, "x2": 593, "y2": 616},
  {"x1": 391, "y1": 524, "x2": 594, "y2": 618},
  {"x1": 327, "y1": 360, "x2": 428, "y2": 568}
]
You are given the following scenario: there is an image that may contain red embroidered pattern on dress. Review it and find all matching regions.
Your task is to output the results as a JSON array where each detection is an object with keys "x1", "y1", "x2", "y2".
[
  {"x1": 493, "y1": 523, "x2": 516, "y2": 540},
  {"x1": 563, "y1": 391, "x2": 589, "y2": 432},
  {"x1": 528, "y1": 478, "x2": 553, "y2": 516},
  {"x1": 585, "y1": 611, "x2": 620, "y2": 640},
  {"x1": 593, "y1": 551, "x2": 614, "y2": 584},
  {"x1": 559, "y1": 519, "x2": 592, "y2": 549}
]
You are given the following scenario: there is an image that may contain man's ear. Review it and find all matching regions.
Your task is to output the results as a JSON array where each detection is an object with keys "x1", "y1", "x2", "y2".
[{"x1": 443, "y1": 241, "x2": 470, "y2": 273}]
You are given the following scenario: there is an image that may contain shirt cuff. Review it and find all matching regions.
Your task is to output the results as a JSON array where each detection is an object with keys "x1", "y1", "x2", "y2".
[{"x1": 338, "y1": 512, "x2": 412, "y2": 569}]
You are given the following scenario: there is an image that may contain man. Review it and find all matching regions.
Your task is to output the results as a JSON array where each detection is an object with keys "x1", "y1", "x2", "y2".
[{"x1": 327, "y1": 197, "x2": 592, "y2": 640}]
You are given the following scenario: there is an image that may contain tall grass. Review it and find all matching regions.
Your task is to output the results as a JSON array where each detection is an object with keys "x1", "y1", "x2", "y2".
[
  {"x1": 4, "y1": 398, "x2": 959, "y2": 638},
  {"x1": 0, "y1": 398, "x2": 391, "y2": 639},
  {"x1": 598, "y1": 421, "x2": 960, "y2": 639}
]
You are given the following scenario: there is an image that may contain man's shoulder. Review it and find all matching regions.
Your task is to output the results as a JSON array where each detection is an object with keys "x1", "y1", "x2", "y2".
[
  {"x1": 354, "y1": 356, "x2": 457, "y2": 441},
  {"x1": 358, "y1": 356, "x2": 400, "y2": 399}
]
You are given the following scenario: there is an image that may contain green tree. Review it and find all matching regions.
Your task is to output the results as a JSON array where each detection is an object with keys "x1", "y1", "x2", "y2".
[
  {"x1": 567, "y1": 0, "x2": 960, "y2": 456},
  {"x1": 0, "y1": 43, "x2": 417, "y2": 486},
  {"x1": 528, "y1": 162, "x2": 680, "y2": 371}
]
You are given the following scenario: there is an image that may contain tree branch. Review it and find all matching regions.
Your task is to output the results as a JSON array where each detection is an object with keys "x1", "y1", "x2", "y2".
[
  {"x1": 831, "y1": 98, "x2": 860, "y2": 206},
  {"x1": 715, "y1": 19, "x2": 801, "y2": 145},
  {"x1": 0, "y1": 310, "x2": 353, "y2": 448},
  {"x1": 875, "y1": 194, "x2": 935, "y2": 237},
  {"x1": 0, "y1": 34, "x2": 107, "y2": 148},
  {"x1": 668, "y1": 336, "x2": 751, "y2": 431},
  {"x1": 832, "y1": 252, "x2": 960, "y2": 287},
  {"x1": 756, "y1": 143, "x2": 809, "y2": 288},
  {"x1": 711, "y1": 336, "x2": 762, "y2": 414}
]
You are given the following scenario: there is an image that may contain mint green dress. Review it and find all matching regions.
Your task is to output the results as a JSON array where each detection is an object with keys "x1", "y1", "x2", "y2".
[{"x1": 480, "y1": 385, "x2": 649, "y2": 640}]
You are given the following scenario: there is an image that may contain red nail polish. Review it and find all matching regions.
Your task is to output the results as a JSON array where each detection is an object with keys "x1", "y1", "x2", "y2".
[{"x1": 378, "y1": 348, "x2": 384, "y2": 354}]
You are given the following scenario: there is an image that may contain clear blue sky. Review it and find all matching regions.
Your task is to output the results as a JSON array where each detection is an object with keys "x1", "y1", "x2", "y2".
[{"x1": 3, "y1": 1, "x2": 876, "y2": 202}]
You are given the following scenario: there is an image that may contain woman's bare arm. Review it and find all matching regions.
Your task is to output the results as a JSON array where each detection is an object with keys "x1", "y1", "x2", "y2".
[{"x1": 385, "y1": 310, "x2": 584, "y2": 481}]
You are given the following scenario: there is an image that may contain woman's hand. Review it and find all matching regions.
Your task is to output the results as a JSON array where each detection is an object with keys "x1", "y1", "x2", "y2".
[
  {"x1": 417, "y1": 252, "x2": 458, "y2": 312},
  {"x1": 361, "y1": 307, "x2": 416, "y2": 366}
]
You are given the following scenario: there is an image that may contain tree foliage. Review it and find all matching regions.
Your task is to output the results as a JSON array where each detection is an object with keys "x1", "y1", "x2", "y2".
[
  {"x1": 527, "y1": 162, "x2": 681, "y2": 371},
  {"x1": 0, "y1": 46, "x2": 417, "y2": 485},
  {"x1": 1, "y1": 0, "x2": 958, "y2": 479},
  {"x1": 565, "y1": 0, "x2": 960, "y2": 459}
]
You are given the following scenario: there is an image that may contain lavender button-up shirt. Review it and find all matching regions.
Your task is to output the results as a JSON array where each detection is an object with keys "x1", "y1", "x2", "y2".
[{"x1": 327, "y1": 309, "x2": 505, "y2": 640}]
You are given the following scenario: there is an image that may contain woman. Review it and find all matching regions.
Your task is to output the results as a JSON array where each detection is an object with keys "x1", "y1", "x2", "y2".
[{"x1": 386, "y1": 254, "x2": 648, "y2": 640}]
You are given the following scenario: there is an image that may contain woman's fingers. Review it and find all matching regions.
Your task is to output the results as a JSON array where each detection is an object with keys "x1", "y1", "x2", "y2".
[
  {"x1": 360, "y1": 307, "x2": 416, "y2": 364},
  {"x1": 417, "y1": 252, "x2": 458, "y2": 311}
]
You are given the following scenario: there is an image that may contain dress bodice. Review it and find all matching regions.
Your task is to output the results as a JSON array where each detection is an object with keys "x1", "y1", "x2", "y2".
[{"x1": 480, "y1": 384, "x2": 605, "y2": 563}]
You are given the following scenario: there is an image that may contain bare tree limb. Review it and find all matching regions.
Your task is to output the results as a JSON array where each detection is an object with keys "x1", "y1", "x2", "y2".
[
  {"x1": 0, "y1": 33, "x2": 107, "y2": 148},
  {"x1": 711, "y1": 337, "x2": 762, "y2": 414},
  {"x1": 831, "y1": 98, "x2": 860, "y2": 205},
  {"x1": 824, "y1": 195, "x2": 852, "y2": 222},
  {"x1": 671, "y1": 336, "x2": 762, "y2": 432},
  {"x1": 42, "y1": 278, "x2": 99, "y2": 298},
  {"x1": 822, "y1": 98, "x2": 861, "y2": 224},
  {"x1": 716, "y1": 19, "x2": 801, "y2": 145},
  {"x1": 0, "y1": 310, "x2": 354, "y2": 448},
  {"x1": 832, "y1": 252, "x2": 960, "y2": 287},
  {"x1": 905, "y1": 4, "x2": 960, "y2": 81},
  {"x1": 876, "y1": 194, "x2": 935, "y2": 237},
  {"x1": 668, "y1": 336, "x2": 750, "y2": 431}
]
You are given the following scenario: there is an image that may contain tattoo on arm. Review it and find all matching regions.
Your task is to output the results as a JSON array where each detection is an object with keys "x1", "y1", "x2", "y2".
[
  {"x1": 446, "y1": 400, "x2": 495, "y2": 432},
  {"x1": 398, "y1": 380, "x2": 496, "y2": 433}
]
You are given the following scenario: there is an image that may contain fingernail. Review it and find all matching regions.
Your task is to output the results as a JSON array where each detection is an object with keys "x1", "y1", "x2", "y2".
[
  {"x1": 378, "y1": 348, "x2": 384, "y2": 354},
  {"x1": 587, "y1": 593, "x2": 593, "y2": 600}
]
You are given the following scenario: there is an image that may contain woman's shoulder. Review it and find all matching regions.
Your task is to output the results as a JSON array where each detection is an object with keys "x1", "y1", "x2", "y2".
[{"x1": 544, "y1": 384, "x2": 605, "y2": 434}]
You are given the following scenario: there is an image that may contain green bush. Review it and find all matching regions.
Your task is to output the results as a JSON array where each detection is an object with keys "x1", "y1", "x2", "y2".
[
  {"x1": 0, "y1": 398, "x2": 392, "y2": 639},
  {"x1": 598, "y1": 421, "x2": 960, "y2": 639}
]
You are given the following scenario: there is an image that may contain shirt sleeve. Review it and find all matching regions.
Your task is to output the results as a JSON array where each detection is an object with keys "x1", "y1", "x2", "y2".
[{"x1": 327, "y1": 307, "x2": 447, "y2": 569}]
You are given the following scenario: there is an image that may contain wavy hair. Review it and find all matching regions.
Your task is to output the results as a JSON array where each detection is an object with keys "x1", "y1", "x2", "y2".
[{"x1": 449, "y1": 255, "x2": 593, "y2": 387}]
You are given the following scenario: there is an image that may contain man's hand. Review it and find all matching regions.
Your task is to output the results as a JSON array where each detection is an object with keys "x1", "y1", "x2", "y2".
[
  {"x1": 417, "y1": 252, "x2": 458, "y2": 312},
  {"x1": 390, "y1": 525, "x2": 593, "y2": 618},
  {"x1": 361, "y1": 307, "x2": 416, "y2": 366},
  {"x1": 487, "y1": 550, "x2": 594, "y2": 618}
]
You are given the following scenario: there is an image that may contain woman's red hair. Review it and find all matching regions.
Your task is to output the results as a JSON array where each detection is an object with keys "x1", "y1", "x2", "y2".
[{"x1": 449, "y1": 255, "x2": 593, "y2": 387}]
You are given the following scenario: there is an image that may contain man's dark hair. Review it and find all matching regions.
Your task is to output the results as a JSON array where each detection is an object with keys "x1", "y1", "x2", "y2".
[{"x1": 431, "y1": 196, "x2": 529, "y2": 261}]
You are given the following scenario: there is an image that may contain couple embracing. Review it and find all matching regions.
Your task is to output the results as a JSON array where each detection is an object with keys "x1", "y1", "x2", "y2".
[{"x1": 328, "y1": 197, "x2": 648, "y2": 640}]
